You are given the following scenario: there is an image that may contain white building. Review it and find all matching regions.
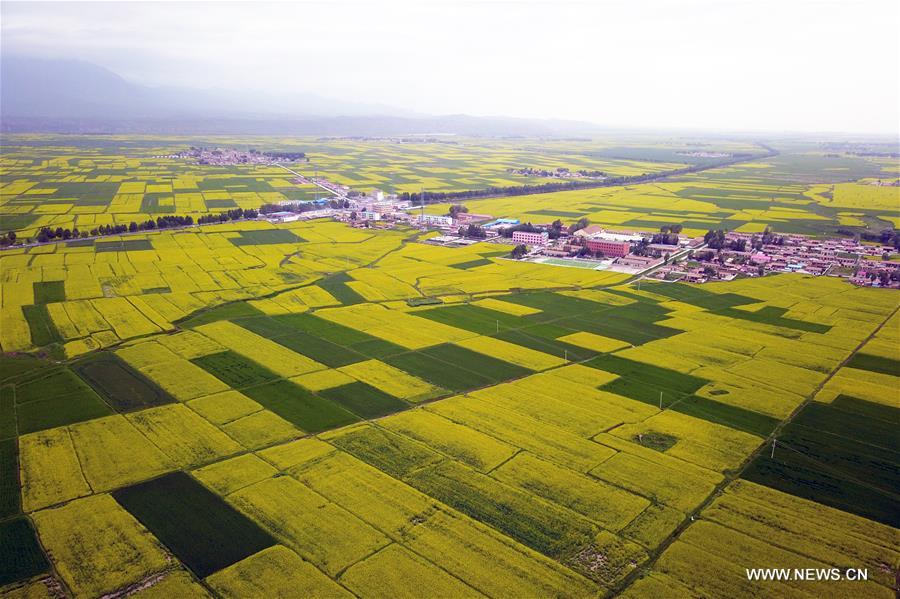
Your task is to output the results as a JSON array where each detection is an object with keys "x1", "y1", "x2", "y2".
[
  {"x1": 298, "y1": 208, "x2": 335, "y2": 220},
  {"x1": 418, "y1": 214, "x2": 454, "y2": 227},
  {"x1": 590, "y1": 231, "x2": 644, "y2": 243},
  {"x1": 263, "y1": 211, "x2": 301, "y2": 223},
  {"x1": 512, "y1": 230, "x2": 549, "y2": 246},
  {"x1": 358, "y1": 211, "x2": 382, "y2": 221}
]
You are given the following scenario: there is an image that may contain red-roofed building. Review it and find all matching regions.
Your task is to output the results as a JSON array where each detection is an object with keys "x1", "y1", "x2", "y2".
[{"x1": 585, "y1": 239, "x2": 630, "y2": 257}]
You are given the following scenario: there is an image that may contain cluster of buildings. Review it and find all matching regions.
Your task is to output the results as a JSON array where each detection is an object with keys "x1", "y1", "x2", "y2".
[
  {"x1": 506, "y1": 167, "x2": 607, "y2": 180},
  {"x1": 254, "y1": 176, "x2": 899, "y2": 289},
  {"x1": 675, "y1": 151, "x2": 732, "y2": 158},
  {"x1": 505, "y1": 224, "x2": 701, "y2": 274},
  {"x1": 263, "y1": 207, "x2": 337, "y2": 223},
  {"x1": 650, "y1": 231, "x2": 899, "y2": 288},
  {"x1": 850, "y1": 259, "x2": 900, "y2": 287},
  {"x1": 168, "y1": 147, "x2": 305, "y2": 166}
]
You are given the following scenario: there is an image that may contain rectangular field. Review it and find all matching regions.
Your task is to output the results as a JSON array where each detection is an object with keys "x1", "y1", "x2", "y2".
[
  {"x1": 112, "y1": 471, "x2": 276, "y2": 578},
  {"x1": 72, "y1": 352, "x2": 176, "y2": 412},
  {"x1": 242, "y1": 379, "x2": 360, "y2": 433}
]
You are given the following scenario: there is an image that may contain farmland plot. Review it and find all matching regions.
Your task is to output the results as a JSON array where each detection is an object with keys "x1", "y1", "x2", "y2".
[{"x1": 3, "y1": 134, "x2": 899, "y2": 598}]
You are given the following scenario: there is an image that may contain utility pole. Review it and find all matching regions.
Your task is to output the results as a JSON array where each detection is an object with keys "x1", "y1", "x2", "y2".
[
  {"x1": 771, "y1": 439, "x2": 776, "y2": 459},
  {"x1": 565, "y1": 349, "x2": 568, "y2": 363},
  {"x1": 496, "y1": 320, "x2": 499, "y2": 333},
  {"x1": 659, "y1": 391, "x2": 663, "y2": 409}
]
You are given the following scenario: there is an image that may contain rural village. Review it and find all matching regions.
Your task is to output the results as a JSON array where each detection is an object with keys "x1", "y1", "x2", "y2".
[{"x1": 254, "y1": 163, "x2": 900, "y2": 289}]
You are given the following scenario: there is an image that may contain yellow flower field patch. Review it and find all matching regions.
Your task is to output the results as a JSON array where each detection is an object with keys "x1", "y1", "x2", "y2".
[{"x1": 557, "y1": 331, "x2": 630, "y2": 353}]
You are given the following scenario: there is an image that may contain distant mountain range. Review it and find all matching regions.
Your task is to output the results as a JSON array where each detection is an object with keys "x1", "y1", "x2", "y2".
[{"x1": 0, "y1": 56, "x2": 607, "y2": 136}]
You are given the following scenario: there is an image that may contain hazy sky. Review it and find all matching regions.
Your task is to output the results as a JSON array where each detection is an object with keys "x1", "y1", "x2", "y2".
[{"x1": 3, "y1": 0, "x2": 899, "y2": 134}]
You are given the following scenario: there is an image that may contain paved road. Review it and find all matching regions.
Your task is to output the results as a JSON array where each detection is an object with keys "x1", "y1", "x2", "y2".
[{"x1": 271, "y1": 163, "x2": 347, "y2": 200}]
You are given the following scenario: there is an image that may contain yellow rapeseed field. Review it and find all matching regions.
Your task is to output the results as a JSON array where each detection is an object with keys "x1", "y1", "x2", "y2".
[
  {"x1": 338, "y1": 359, "x2": 442, "y2": 402},
  {"x1": 454, "y1": 336, "x2": 565, "y2": 371},
  {"x1": 32, "y1": 494, "x2": 170, "y2": 597}
]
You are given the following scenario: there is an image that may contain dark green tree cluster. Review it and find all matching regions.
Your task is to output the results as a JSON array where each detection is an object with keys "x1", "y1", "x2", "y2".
[
  {"x1": 448, "y1": 204, "x2": 469, "y2": 217},
  {"x1": 861, "y1": 228, "x2": 900, "y2": 250},
  {"x1": 630, "y1": 238, "x2": 651, "y2": 256},
  {"x1": 750, "y1": 226, "x2": 785, "y2": 250},
  {"x1": 458, "y1": 224, "x2": 486, "y2": 239},
  {"x1": 510, "y1": 244, "x2": 527, "y2": 259},
  {"x1": 569, "y1": 217, "x2": 591, "y2": 233},
  {"x1": 547, "y1": 219, "x2": 564, "y2": 239},
  {"x1": 197, "y1": 208, "x2": 257, "y2": 224},
  {"x1": 651, "y1": 225, "x2": 682, "y2": 245},
  {"x1": 704, "y1": 229, "x2": 754, "y2": 251},
  {"x1": 704, "y1": 229, "x2": 727, "y2": 249},
  {"x1": 36, "y1": 225, "x2": 98, "y2": 242}
]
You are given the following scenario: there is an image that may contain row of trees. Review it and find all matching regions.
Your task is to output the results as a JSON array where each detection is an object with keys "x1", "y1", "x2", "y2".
[
  {"x1": 397, "y1": 148, "x2": 777, "y2": 208},
  {"x1": 196, "y1": 208, "x2": 258, "y2": 225},
  {"x1": 838, "y1": 227, "x2": 900, "y2": 250},
  {"x1": 14, "y1": 208, "x2": 260, "y2": 246},
  {"x1": 704, "y1": 227, "x2": 787, "y2": 252}
]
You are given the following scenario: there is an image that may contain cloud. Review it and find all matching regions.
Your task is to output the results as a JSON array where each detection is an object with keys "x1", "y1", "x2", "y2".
[{"x1": 2, "y1": 0, "x2": 898, "y2": 133}]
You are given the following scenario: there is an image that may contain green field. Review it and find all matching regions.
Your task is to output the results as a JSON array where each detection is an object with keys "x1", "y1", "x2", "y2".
[
  {"x1": 72, "y1": 353, "x2": 176, "y2": 412},
  {"x1": 112, "y1": 471, "x2": 276, "y2": 577}
]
